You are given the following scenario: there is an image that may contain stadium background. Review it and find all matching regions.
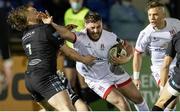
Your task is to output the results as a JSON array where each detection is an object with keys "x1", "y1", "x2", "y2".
[{"x1": 0, "y1": 0, "x2": 180, "y2": 110}]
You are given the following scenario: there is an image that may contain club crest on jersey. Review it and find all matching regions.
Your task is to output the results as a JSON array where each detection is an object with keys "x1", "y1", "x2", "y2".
[
  {"x1": 100, "y1": 44, "x2": 105, "y2": 50},
  {"x1": 98, "y1": 86, "x2": 105, "y2": 92}
]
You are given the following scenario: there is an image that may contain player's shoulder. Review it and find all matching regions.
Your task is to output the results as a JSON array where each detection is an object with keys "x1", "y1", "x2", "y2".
[
  {"x1": 75, "y1": 29, "x2": 87, "y2": 37},
  {"x1": 139, "y1": 24, "x2": 154, "y2": 36},
  {"x1": 102, "y1": 30, "x2": 117, "y2": 38},
  {"x1": 166, "y1": 17, "x2": 180, "y2": 23}
]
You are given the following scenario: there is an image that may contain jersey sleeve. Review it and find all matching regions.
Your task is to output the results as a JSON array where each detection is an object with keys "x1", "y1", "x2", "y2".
[
  {"x1": 45, "y1": 25, "x2": 65, "y2": 47},
  {"x1": 166, "y1": 39, "x2": 176, "y2": 58},
  {"x1": 173, "y1": 18, "x2": 180, "y2": 32},
  {"x1": 73, "y1": 32, "x2": 84, "y2": 48},
  {"x1": 135, "y1": 30, "x2": 150, "y2": 53}
]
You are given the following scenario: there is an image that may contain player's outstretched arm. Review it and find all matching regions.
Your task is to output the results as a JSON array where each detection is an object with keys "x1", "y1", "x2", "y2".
[
  {"x1": 41, "y1": 13, "x2": 76, "y2": 43},
  {"x1": 159, "y1": 56, "x2": 172, "y2": 87},
  {"x1": 133, "y1": 51, "x2": 142, "y2": 90},
  {"x1": 51, "y1": 22, "x2": 76, "y2": 42},
  {"x1": 60, "y1": 44, "x2": 96, "y2": 65}
]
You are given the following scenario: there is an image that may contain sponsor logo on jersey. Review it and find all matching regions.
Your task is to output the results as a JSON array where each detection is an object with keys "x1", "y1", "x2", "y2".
[
  {"x1": 100, "y1": 44, "x2": 105, "y2": 50},
  {"x1": 28, "y1": 59, "x2": 42, "y2": 66},
  {"x1": 85, "y1": 43, "x2": 91, "y2": 48},
  {"x1": 22, "y1": 31, "x2": 35, "y2": 41},
  {"x1": 151, "y1": 37, "x2": 160, "y2": 42},
  {"x1": 98, "y1": 86, "x2": 105, "y2": 92}
]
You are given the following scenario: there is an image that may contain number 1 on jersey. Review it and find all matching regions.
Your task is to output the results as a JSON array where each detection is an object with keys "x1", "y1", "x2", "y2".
[{"x1": 26, "y1": 44, "x2": 32, "y2": 55}]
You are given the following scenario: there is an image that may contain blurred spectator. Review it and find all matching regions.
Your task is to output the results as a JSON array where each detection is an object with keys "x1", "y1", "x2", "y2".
[
  {"x1": 84, "y1": 0, "x2": 115, "y2": 29},
  {"x1": 64, "y1": 0, "x2": 100, "y2": 104},
  {"x1": 0, "y1": 0, "x2": 13, "y2": 92},
  {"x1": 110, "y1": 0, "x2": 146, "y2": 41},
  {"x1": 166, "y1": 0, "x2": 180, "y2": 19},
  {"x1": 41, "y1": 0, "x2": 69, "y2": 24},
  {"x1": 64, "y1": 0, "x2": 89, "y2": 93}
]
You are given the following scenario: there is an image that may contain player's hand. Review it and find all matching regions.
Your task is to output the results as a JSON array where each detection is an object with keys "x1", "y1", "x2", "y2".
[
  {"x1": 110, "y1": 55, "x2": 132, "y2": 65},
  {"x1": 133, "y1": 79, "x2": 141, "y2": 90},
  {"x1": 122, "y1": 40, "x2": 134, "y2": 57},
  {"x1": 82, "y1": 55, "x2": 96, "y2": 65},
  {"x1": 41, "y1": 10, "x2": 53, "y2": 24},
  {"x1": 65, "y1": 24, "x2": 78, "y2": 31}
]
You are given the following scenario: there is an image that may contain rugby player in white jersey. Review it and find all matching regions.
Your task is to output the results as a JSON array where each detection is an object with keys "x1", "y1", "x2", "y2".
[
  {"x1": 42, "y1": 11, "x2": 149, "y2": 111},
  {"x1": 133, "y1": 1, "x2": 180, "y2": 110}
]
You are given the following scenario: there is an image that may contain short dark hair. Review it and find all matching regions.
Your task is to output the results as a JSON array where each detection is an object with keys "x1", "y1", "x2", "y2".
[
  {"x1": 147, "y1": 0, "x2": 164, "y2": 10},
  {"x1": 7, "y1": 5, "x2": 30, "y2": 31},
  {"x1": 84, "y1": 11, "x2": 102, "y2": 23}
]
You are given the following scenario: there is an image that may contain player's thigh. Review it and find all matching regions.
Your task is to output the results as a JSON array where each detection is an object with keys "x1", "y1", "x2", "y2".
[
  {"x1": 155, "y1": 82, "x2": 177, "y2": 108},
  {"x1": 37, "y1": 100, "x2": 55, "y2": 111},
  {"x1": 118, "y1": 81, "x2": 143, "y2": 104},
  {"x1": 106, "y1": 88, "x2": 130, "y2": 111},
  {"x1": 74, "y1": 99, "x2": 90, "y2": 111},
  {"x1": 106, "y1": 88, "x2": 126, "y2": 104},
  {"x1": 48, "y1": 90, "x2": 75, "y2": 111},
  {"x1": 64, "y1": 68, "x2": 77, "y2": 86},
  {"x1": 77, "y1": 72, "x2": 88, "y2": 87}
]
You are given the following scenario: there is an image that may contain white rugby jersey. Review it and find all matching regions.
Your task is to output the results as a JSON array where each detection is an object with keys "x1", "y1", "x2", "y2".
[
  {"x1": 74, "y1": 29, "x2": 121, "y2": 80},
  {"x1": 135, "y1": 18, "x2": 180, "y2": 73}
]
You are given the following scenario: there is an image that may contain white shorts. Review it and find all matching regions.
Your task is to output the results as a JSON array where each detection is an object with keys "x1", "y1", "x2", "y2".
[
  {"x1": 85, "y1": 72, "x2": 131, "y2": 99},
  {"x1": 76, "y1": 62, "x2": 131, "y2": 99},
  {"x1": 152, "y1": 67, "x2": 174, "y2": 86}
]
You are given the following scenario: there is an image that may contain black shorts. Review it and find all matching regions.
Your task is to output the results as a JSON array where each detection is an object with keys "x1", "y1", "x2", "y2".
[
  {"x1": 169, "y1": 76, "x2": 180, "y2": 92},
  {"x1": 25, "y1": 71, "x2": 79, "y2": 103},
  {"x1": 64, "y1": 57, "x2": 76, "y2": 68}
]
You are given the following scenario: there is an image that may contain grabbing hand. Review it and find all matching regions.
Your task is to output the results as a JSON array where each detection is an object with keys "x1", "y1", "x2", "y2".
[
  {"x1": 110, "y1": 55, "x2": 132, "y2": 65},
  {"x1": 41, "y1": 10, "x2": 53, "y2": 24},
  {"x1": 82, "y1": 55, "x2": 96, "y2": 65}
]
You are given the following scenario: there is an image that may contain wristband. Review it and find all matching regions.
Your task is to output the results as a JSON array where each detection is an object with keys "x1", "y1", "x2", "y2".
[{"x1": 133, "y1": 72, "x2": 140, "y2": 80}]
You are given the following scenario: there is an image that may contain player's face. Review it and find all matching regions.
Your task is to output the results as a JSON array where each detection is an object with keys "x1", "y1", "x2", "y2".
[
  {"x1": 86, "y1": 20, "x2": 103, "y2": 40},
  {"x1": 26, "y1": 6, "x2": 46, "y2": 24},
  {"x1": 148, "y1": 7, "x2": 166, "y2": 29}
]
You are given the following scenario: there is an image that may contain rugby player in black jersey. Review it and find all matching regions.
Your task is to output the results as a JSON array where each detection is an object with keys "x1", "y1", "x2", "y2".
[
  {"x1": 152, "y1": 31, "x2": 180, "y2": 111},
  {"x1": 7, "y1": 5, "x2": 95, "y2": 111}
]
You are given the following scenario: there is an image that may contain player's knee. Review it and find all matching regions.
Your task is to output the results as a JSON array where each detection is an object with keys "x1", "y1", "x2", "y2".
[
  {"x1": 130, "y1": 93, "x2": 144, "y2": 104},
  {"x1": 55, "y1": 103, "x2": 75, "y2": 111},
  {"x1": 110, "y1": 97, "x2": 129, "y2": 110},
  {"x1": 134, "y1": 96, "x2": 144, "y2": 104}
]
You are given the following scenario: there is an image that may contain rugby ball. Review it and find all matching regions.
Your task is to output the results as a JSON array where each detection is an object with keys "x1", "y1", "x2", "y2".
[{"x1": 108, "y1": 40, "x2": 133, "y2": 64}]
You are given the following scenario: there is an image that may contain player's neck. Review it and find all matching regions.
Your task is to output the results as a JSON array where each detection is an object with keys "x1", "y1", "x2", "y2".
[
  {"x1": 28, "y1": 21, "x2": 39, "y2": 26},
  {"x1": 154, "y1": 20, "x2": 166, "y2": 30}
]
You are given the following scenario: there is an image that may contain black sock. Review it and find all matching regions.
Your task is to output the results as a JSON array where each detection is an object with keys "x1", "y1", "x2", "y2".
[{"x1": 152, "y1": 105, "x2": 163, "y2": 111}]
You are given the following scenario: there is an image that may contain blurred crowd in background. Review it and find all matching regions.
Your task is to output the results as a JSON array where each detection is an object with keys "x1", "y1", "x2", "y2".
[{"x1": 1, "y1": 0, "x2": 180, "y2": 42}]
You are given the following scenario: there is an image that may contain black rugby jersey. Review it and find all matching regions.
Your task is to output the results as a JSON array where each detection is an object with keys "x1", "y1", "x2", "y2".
[
  {"x1": 22, "y1": 24, "x2": 64, "y2": 73},
  {"x1": 166, "y1": 31, "x2": 180, "y2": 84}
]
